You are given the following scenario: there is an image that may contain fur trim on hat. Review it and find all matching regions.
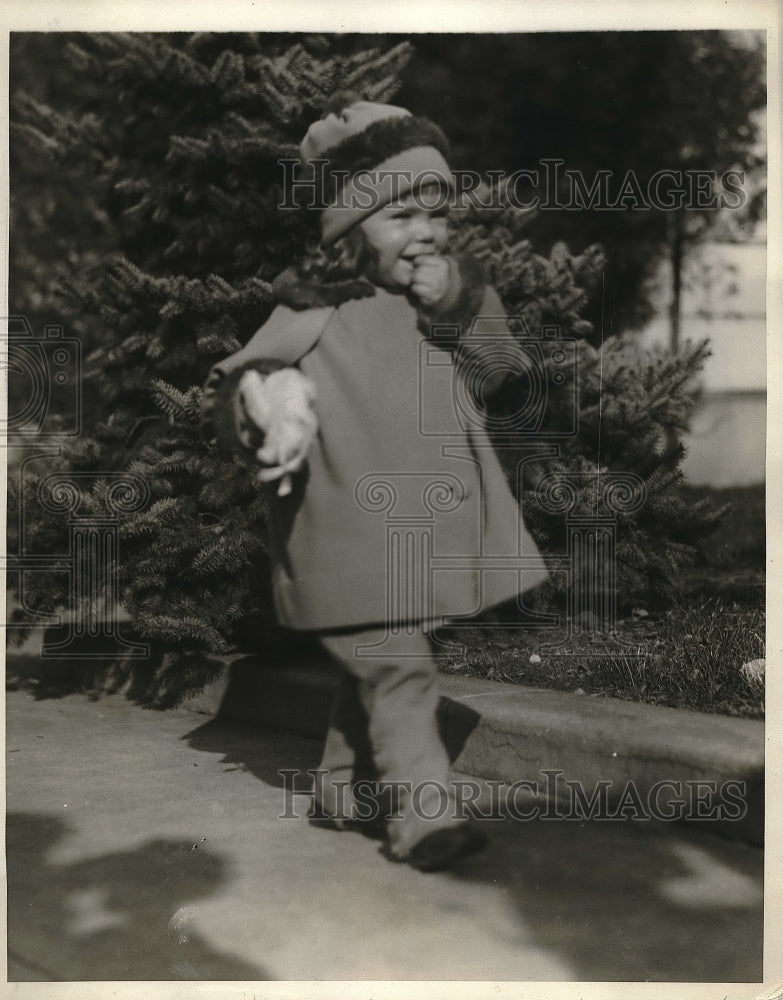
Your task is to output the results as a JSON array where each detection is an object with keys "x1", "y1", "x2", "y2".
[{"x1": 321, "y1": 114, "x2": 450, "y2": 177}]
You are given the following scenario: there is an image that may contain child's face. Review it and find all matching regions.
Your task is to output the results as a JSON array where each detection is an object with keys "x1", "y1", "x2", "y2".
[{"x1": 358, "y1": 185, "x2": 449, "y2": 290}]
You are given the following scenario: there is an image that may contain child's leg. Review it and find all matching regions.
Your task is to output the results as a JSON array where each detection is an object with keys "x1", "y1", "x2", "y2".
[
  {"x1": 318, "y1": 626, "x2": 464, "y2": 858},
  {"x1": 314, "y1": 671, "x2": 379, "y2": 823}
]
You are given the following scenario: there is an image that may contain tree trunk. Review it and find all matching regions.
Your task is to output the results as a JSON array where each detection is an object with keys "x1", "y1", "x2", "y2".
[
  {"x1": 665, "y1": 209, "x2": 686, "y2": 453},
  {"x1": 669, "y1": 209, "x2": 685, "y2": 353}
]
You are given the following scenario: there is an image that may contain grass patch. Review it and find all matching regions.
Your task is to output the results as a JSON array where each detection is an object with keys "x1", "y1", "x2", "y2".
[
  {"x1": 435, "y1": 598, "x2": 764, "y2": 719},
  {"x1": 435, "y1": 483, "x2": 765, "y2": 719}
]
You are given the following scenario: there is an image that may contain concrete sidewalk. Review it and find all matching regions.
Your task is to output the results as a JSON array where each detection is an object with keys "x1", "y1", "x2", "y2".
[
  {"x1": 6, "y1": 685, "x2": 763, "y2": 982},
  {"x1": 182, "y1": 652, "x2": 765, "y2": 845},
  {"x1": 10, "y1": 630, "x2": 764, "y2": 845}
]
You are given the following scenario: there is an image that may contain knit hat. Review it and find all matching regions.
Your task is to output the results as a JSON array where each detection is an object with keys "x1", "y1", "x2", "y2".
[{"x1": 300, "y1": 101, "x2": 455, "y2": 246}]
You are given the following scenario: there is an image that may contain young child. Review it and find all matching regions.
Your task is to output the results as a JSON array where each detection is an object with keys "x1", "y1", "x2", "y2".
[{"x1": 203, "y1": 101, "x2": 548, "y2": 871}]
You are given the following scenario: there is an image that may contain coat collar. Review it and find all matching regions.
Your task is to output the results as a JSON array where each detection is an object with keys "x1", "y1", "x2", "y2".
[
  {"x1": 272, "y1": 268, "x2": 377, "y2": 311},
  {"x1": 272, "y1": 252, "x2": 489, "y2": 323}
]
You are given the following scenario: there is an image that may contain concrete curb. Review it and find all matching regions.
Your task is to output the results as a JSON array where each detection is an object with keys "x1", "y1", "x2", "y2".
[
  {"x1": 177, "y1": 652, "x2": 764, "y2": 846},
  {"x1": 7, "y1": 632, "x2": 762, "y2": 845}
]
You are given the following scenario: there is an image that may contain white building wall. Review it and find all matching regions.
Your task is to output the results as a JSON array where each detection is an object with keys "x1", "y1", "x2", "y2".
[{"x1": 637, "y1": 241, "x2": 766, "y2": 486}]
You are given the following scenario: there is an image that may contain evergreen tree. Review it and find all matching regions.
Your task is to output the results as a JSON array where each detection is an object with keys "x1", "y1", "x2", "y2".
[
  {"x1": 8, "y1": 32, "x2": 417, "y2": 654},
  {"x1": 396, "y1": 30, "x2": 766, "y2": 337},
  {"x1": 452, "y1": 194, "x2": 724, "y2": 610},
  {"x1": 8, "y1": 32, "x2": 721, "y2": 660}
]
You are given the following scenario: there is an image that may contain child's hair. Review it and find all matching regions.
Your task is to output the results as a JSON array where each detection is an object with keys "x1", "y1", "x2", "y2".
[
  {"x1": 294, "y1": 179, "x2": 451, "y2": 287},
  {"x1": 295, "y1": 224, "x2": 380, "y2": 285}
]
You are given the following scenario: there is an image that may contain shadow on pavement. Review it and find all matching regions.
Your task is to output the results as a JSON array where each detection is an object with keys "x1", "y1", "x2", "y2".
[
  {"x1": 183, "y1": 712, "x2": 322, "y2": 788},
  {"x1": 6, "y1": 812, "x2": 270, "y2": 982},
  {"x1": 7, "y1": 640, "x2": 763, "y2": 981},
  {"x1": 180, "y1": 715, "x2": 763, "y2": 982},
  {"x1": 449, "y1": 814, "x2": 763, "y2": 981}
]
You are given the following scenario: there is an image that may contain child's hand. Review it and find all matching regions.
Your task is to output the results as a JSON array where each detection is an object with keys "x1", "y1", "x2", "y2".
[
  {"x1": 238, "y1": 368, "x2": 318, "y2": 496},
  {"x1": 410, "y1": 254, "x2": 451, "y2": 308}
]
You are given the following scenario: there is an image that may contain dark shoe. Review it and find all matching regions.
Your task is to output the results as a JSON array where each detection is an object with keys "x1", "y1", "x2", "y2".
[{"x1": 405, "y1": 823, "x2": 488, "y2": 872}]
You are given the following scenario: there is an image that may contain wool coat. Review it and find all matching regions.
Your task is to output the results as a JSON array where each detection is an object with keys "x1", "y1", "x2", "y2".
[{"x1": 203, "y1": 255, "x2": 548, "y2": 631}]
